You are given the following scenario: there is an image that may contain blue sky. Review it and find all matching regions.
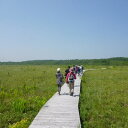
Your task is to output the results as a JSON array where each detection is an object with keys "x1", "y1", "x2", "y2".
[{"x1": 0, "y1": 0, "x2": 128, "y2": 61}]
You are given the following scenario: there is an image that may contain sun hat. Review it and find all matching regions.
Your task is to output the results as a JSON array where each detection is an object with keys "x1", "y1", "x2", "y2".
[{"x1": 57, "y1": 68, "x2": 60, "y2": 72}]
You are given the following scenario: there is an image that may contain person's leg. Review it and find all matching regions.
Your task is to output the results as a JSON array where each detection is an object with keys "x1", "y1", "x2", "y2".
[
  {"x1": 70, "y1": 83, "x2": 74, "y2": 96},
  {"x1": 58, "y1": 84, "x2": 61, "y2": 95},
  {"x1": 69, "y1": 83, "x2": 72, "y2": 95}
]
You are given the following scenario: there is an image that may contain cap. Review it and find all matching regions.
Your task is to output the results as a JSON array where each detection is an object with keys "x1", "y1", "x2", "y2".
[{"x1": 57, "y1": 68, "x2": 60, "y2": 72}]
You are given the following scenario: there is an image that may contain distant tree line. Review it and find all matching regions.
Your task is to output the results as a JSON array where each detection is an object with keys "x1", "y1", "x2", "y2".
[{"x1": 0, "y1": 57, "x2": 128, "y2": 66}]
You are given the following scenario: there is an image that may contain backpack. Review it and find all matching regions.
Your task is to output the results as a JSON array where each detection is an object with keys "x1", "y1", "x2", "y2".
[
  {"x1": 56, "y1": 72, "x2": 63, "y2": 85},
  {"x1": 58, "y1": 73, "x2": 63, "y2": 81},
  {"x1": 68, "y1": 73, "x2": 74, "y2": 82}
]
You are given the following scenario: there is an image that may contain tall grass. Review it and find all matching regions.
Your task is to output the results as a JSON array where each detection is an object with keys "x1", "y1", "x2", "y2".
[
  {"x1": 79, "y1": 66, "x2": 128, "y2": 128},
  {"x1": 0, "y1": 65, "x2": 66, "y2": 128}
]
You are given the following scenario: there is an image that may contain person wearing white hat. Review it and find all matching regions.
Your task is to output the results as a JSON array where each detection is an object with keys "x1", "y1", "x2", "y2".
[{"x1": 56, "y1": 68, "x2": 63, "y2": 95}]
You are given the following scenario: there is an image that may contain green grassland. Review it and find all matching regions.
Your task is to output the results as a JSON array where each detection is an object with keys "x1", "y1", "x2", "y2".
[
  {"x1": 0, "y1": 64, "x2": 128, "y2": 128},
  {"x1": 0, "y1": 65, "x2": 66, "y2": 128},
  {"x1": 79, "y1": 66, "x2": 128, "y2": 128}
]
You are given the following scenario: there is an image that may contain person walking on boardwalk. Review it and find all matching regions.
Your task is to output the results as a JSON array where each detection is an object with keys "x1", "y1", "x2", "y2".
[
  {"x1": 66, "y1": 68, "x2": 76, "y2": 96},
  {"x1": 64, "y1": 66, "x2": 70, "y2": 78},
  {"x1": 56, "y1": 68, "x2": 63, "y2": 95}
]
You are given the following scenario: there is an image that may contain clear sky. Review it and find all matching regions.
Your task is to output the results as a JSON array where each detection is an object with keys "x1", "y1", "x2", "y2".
[{"x1": 0, "y1": 0, "x2": 128, "y2": 61}]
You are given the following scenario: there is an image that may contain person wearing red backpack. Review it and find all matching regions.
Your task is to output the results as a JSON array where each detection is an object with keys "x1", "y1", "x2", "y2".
[{"x1": 66, "y1": 68, "x2": 76, "y2": 96}]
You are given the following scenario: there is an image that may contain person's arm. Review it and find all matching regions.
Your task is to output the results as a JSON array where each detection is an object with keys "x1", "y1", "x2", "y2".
[
  {"x1": 56, "y1": 73, "x2": 58, "y2": 78},
  {"x1": 66, "y1": 73, "x2": 69, "y2": 83},
  {"x1": 73, "y1": 73, "x2": 76, "y2": 79}
]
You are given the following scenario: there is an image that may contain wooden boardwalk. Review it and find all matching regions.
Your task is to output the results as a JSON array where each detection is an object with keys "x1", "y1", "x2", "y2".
[{"x1": 29, "y1": 75, "x2": 81, "y2": 128}]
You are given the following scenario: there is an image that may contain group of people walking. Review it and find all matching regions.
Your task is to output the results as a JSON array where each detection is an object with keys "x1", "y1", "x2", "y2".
[{"x1": 56, "y1": 65, "x2": 84, "y2": 96}]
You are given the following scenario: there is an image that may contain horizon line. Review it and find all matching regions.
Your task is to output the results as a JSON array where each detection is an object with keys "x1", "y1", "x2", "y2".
[{"x1": 0, "y1": 57, "x2": 127, "y2": 63}]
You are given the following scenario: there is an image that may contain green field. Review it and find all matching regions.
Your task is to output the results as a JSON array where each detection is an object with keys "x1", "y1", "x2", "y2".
[
  {"x1": 0, "y1": 65, "x2": 128, "y2": 128},
  {"x1": 79, "y1": 66, "x2": 128, "y2": 128},
  {"x1": 0, "y1": 65, "x2": 66, "y2": 128}
]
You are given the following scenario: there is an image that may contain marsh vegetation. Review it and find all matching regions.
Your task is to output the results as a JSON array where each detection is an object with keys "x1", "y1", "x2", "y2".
[
  {"x1": 0, "y1": 65, "x2": 65, "y2": 128},
  {"x1": 0, "y1": 63, "x2": 128, "y2": 128},
  {"x1": 80, "y1": 66, "x2": 128, "y2": 128}
]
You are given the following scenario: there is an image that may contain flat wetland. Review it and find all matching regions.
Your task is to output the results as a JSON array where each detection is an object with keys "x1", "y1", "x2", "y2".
[
  {"x1": 0, "y1": 65, "x2": 128, "y2": 128},
  {"x1": 80, "y1": 66, "x2": 128, "y2": 128},
  {"x1": 0, "y1": 65, "x2": 65, "y2": 128}
]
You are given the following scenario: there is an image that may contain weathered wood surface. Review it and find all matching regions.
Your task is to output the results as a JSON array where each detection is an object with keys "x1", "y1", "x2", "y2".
[{"x1": 29, "y1": 76, "x2": 81, "y2": 128}]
